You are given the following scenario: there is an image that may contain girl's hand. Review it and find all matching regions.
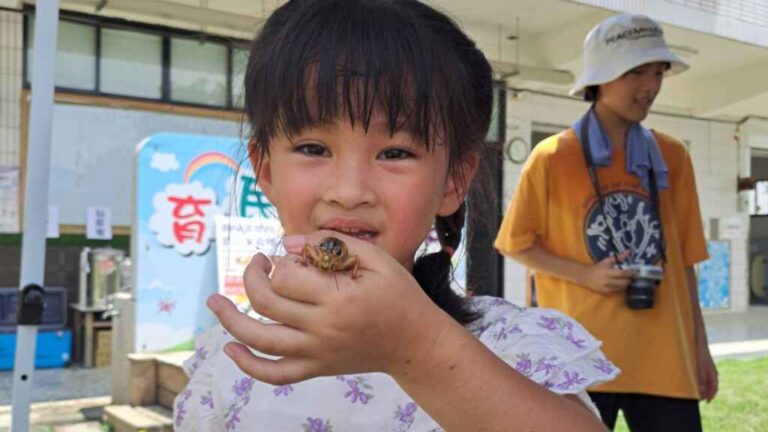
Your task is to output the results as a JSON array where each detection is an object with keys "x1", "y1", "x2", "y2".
[
  {"x1": 207, "y1": 231, "x2": 450, "y2": 385},
  {"x1": 581, "y1": 250, "x2": 635, "y2": 294}
]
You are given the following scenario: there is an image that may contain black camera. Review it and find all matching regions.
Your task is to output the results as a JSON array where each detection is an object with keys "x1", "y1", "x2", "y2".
[{"x1": 623, "y1": 264, "x2": 663, "y2": 309}]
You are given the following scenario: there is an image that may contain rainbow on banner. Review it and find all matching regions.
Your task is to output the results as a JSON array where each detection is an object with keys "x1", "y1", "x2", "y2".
[{"x1": 183, "y1": 152, "x2": 239, "y2": 183}]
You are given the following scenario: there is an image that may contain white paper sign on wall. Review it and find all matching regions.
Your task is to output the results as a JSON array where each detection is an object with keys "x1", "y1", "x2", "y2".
[
  {"x1": 86, "y1": 206, "x2": 113, "y2": 240},
  {"x1": 711, "y1": 216, "x2": 746, "y2": 240}
]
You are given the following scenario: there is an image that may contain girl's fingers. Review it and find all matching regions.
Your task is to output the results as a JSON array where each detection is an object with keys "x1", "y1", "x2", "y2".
[
  {"x1": 243, "y1": 254, "x2": 315, "y2": 328},
  {"x1": 223, "y1": 342, "x2": 319, "y2": 385},
  {"x1": 207, "y1": 294, "x2": 313, "y2": 357},
  {"x1": 268, "y1": 255, "x2": 345, "y2": 304}
]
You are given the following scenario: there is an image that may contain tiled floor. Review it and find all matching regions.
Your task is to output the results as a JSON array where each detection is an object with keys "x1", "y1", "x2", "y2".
[
  {"x1": 0, "y1": 367, "x2": 110, "y2": 405},
  {"x1": 704, "y1": 306, "x2": 768, "y2": 344}
]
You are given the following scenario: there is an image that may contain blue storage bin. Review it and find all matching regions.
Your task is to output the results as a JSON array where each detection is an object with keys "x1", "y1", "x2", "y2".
[{"x1": 0, "y1": 329, "x2": 72, "y2": 370}]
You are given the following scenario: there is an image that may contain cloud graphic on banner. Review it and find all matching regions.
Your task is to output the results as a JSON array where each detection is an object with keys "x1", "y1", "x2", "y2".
[
  {"x1": 149, "y1": 181, "x2": 222, "y2": 256},
  {"x1": 146, "y1": 279, "x2": 177, "y2": 294},
  {"x1": 150, "y1": 152, "x2": 180, "y2": 172}
]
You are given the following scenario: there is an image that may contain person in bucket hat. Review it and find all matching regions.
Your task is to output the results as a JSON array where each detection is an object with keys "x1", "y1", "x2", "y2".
[{"x1": 496, "y1": 14, "x2": 718, "y2": 431}]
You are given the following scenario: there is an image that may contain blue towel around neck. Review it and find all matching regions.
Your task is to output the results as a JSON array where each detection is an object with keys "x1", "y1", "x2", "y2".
[{"x1": 572, "y1": 108, "x2": 669, "y2": 191}]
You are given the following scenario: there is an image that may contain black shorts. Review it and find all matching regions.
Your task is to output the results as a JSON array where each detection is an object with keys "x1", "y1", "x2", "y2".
[{"x1": 588, "y1": 392, "x2": 702, "y2": 432}]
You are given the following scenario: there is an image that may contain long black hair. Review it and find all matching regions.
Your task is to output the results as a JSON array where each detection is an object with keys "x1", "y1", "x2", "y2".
[{"x1": 244, "y1": 0, "x2": 493, "y2": 325}]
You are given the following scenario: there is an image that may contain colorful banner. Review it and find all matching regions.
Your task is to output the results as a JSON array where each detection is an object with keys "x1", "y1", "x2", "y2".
[
  {"x1": 698, "y1": 240, "x2": 731, "y2": 309},
  {"x1": 133, "y1": 133, "x2": 281, "y2": 352},
  {"x1": 133, "y1": 133, "x2": 469, "y2": 352}
]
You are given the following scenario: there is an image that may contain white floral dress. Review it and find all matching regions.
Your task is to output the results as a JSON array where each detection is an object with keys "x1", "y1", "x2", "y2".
[{"x1": 174, "y1": 296, "x2": 619, "y2": 431}]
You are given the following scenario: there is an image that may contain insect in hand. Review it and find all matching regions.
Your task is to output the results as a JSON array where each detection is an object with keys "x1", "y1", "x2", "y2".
[{"x1": 302, "y1": 237, "x2": 360, "y2": 279}]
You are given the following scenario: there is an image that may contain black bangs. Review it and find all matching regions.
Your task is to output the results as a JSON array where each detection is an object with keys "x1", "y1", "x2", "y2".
[{"x1": 244, "y1": 0, "x2": 492, "y2": 167}]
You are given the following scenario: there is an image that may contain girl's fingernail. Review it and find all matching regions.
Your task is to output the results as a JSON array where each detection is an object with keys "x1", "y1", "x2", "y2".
[
  {"x1": 223, "y1": 342, "x2": 236, "y2": 358},
  {"x1": 207, "y1": 293, "x2": 224, "y2": 310},
  {"x1": 283, "y1": 234, "x2": 306, "y2": 251}
]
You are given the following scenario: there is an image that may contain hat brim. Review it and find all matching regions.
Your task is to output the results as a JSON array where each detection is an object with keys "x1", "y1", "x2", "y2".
[{"x1": 569, "y1": 47, "x2": 689, "y2": 97}]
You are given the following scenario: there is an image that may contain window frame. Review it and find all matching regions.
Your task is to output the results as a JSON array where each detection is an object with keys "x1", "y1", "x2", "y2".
[{"x1": 23, "y1": 7, "x2": 250, "y2": 111}]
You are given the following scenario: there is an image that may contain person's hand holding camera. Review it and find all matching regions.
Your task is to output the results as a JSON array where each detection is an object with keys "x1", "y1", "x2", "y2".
[{"x1": 581, "y1": 250, "x2": 635, "y2": 294}]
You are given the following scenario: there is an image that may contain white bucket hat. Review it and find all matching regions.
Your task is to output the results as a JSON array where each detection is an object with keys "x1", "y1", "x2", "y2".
[{"x1": 569, "y1": 14, "x2": 689, "y2": 97}]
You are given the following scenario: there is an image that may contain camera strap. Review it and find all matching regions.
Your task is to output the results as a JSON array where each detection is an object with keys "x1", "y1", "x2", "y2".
[{"x1": 579, "y1": 106, "x2": 667, "y2": 265}]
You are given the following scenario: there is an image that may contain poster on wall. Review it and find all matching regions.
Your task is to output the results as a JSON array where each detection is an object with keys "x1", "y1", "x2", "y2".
[
  {"x1": 0, "y1": 166, "x2": 20, "y2": 233},
  {"x1": 698, "y1": 240, "x2": 730, "y2": 309},
  {"x1": 133, "y1": 133, "x2": 282, "y2": 353},
  {"x1": 214, "y1": 214, "x2": 283, "y2": 310}
]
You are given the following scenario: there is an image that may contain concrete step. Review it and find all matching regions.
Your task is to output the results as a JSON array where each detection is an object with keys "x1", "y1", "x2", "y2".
[{"x1": 104, "y1": 405, "x2": 173, "y2": 432}]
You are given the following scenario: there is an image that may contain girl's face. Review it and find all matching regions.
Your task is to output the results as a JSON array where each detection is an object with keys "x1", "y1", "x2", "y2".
[
  {"x1": 252, "y1": 117, "x2": 474, "y2": 270},
  {"x1": 597, "y1": 62, "x2": 667, "y2": 123}
]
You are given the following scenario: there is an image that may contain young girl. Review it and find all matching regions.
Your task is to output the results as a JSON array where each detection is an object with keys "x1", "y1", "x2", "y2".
[{"x1": 175, "y1": 1, "x2": 617, "y2": 430}]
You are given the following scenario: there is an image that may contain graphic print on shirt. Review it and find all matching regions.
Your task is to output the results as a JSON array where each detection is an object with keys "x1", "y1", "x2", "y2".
[{"x1": 584, "y1": 190, "x2": 662, "y2": 265}]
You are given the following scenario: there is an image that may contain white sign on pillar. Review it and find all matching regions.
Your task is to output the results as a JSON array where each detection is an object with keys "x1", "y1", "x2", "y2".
[
  {"x1": 47, "y1": 205, "x2": 59, "y2": 238},
  {"x1": 86, "y1": 206, "x2": 113, "y2": 240}
]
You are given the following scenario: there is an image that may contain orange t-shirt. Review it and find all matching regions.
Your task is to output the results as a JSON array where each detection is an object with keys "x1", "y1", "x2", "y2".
[{"x1": 495, "y1": 129, "x2": 708, "y2": 398}]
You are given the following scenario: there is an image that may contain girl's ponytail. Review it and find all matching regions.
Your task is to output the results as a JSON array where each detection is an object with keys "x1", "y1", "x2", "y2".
[{"x1": 412, "y1": 202, "x2": 479, "y2": 325}]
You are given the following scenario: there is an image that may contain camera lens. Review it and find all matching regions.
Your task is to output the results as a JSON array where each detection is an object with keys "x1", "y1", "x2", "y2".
[{"x1": 626, "y1": 279, "x2": 655, "y2": 309}]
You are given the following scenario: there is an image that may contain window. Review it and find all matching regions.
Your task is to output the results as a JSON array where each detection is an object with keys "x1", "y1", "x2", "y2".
[
  {"x1": 171, "y1": 38, "x2": 228, "y2": 106},
  {"x1": 101, "y1": 28, "x2": 163, "y2": 99},
  {"x1": 749, "y1": 180, "x2": 768, "y2": 216},
  {"x1": 26, "y1": 19, "x2": 96, "y2": 91},
  {"x1": 485, "y1": 83, "x2": 505, "y2": 144},
  {"x1": 231, "y1": 47, "x2": 249, "y2": 109},
  {"x1": 25, "y1": 11, "x2": 249, "y2": 110}
]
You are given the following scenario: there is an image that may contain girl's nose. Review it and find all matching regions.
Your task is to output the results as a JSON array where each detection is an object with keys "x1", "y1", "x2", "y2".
[{"x1": 322, "y1": 159, "x2": 376, "y2": 209}]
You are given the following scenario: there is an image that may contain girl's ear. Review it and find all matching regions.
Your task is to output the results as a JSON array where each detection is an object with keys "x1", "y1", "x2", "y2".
[
  {"x1": 249, "y1": 145, "x2": 274, "y2": 202},
  {"x1": 437, "y1": 151, "x2": 480, "y2": 217}
]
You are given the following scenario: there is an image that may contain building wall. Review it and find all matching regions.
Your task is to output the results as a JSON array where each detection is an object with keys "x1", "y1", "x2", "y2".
[
  {"x1": 0, "y1": 11, "x2": 22, "y2": 168},
  {"x1": 499, "y1": 90, "x2": 750, "y2": 312}
]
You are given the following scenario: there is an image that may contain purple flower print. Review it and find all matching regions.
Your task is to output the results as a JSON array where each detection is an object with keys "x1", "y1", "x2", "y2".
[
  {"x1": 345, "y1": 378, "x2": 374, "y2": 404},
  {"x1": 396, "y1": 402, "x2": 418, "y2": 423},
  {"x1": 232, "y1": 377, "x2": 254, "y2": 397},
  {"x1": 393, "y1": 402, "x2": 418, "y2": 431},
  {"x1": 555, "y1": 371, "x2": 587, "y2": 391},
  {"x1": 225, "y1": 406, "x2": 243, "y2": 431},
  {"x1": 273, "y1": 384, "x2": 294, "y2": 397},
  {"x1": 174, "y1": 389, "x2": 192, "y2": 427},
  {"x1": 514, "y1": 353, "x2": 533, "y2": 376},
  {"x1": 224, "y1": 376, "x2": 254, "y2": 431},
  {"x1": 566, "y1": 332, "x2": 587, "y2": 349},
  {"x1": 534, "y1": 355, "x2": 560, "y2": 375},
  {"x1": 538, "y1": 316, "x2": 560, "y2": 331},
  {"x1": 593, "y1": 357, "x2": 615, "y2": 374},
  {"x1": 491, "y1": 297, "x2": 507, "y2": 306},
  {"x1": 200, "y1": 390, "x2": 214, "y2": 409},
  {"x1": 187, "y1": 346, "x2": 208, "y2": 377},
  {"x1": 303, "y1": 417, "x2": 333, "y2": 432}
]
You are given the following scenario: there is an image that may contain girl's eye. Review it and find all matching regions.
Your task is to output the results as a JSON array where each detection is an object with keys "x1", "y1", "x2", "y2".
[
  {"x1": 378, "y1": 148, "x2": 416, "y2": 160},
  {"x1": 293, "y1": 143, "x2": 329, "y2": 157}
]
